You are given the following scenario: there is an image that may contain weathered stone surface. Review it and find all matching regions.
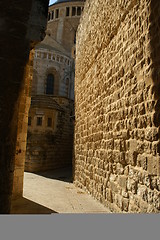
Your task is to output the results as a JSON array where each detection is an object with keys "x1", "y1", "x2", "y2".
[
  {"x1": 0, "y1": 0, "x2": 49, "y2": 213},
  {"x1": 25, "y1": 97, "x2": 74, "y2": 172},
  {"x1": 74, "y1": 0, "x2": 160, "y2": 212}
]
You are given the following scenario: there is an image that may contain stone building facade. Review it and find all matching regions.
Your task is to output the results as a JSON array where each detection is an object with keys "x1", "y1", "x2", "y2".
[
  {"x1": 74, "y1": 0, "x2": 160, "y2": 213},
  {"x1": 25, "y1": 0, "x2": 84, "y2": 172}
]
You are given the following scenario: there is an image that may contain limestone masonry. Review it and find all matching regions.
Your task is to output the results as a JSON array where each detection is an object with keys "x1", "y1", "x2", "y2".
[
  {"x1": 74, "y1": 0, "x2": 160, "y2": 212},
  {"x1": 25, "y1": 0, "x2": 84, "y2": 172}
]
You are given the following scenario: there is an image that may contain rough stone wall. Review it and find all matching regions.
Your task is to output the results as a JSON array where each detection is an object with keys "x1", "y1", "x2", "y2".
[
  {"x1": 25, "y1": 97, "x2": 74, "y2": 172},
  {"x1": 74, "y1": 0, "x2": 160, "y2": 212},
  {"x1": 11, "y1": 50, "x2": 34, "y2": 200},
  {"x1": 0, "y1": 0, "x2": 49, "y2": 213}
]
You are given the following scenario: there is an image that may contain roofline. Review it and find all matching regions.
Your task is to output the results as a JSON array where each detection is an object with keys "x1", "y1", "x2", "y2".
[{"x1": 49, "y1": 0, "x2": 85, "y2": 7}]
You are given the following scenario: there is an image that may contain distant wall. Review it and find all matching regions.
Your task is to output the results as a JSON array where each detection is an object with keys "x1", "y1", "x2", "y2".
[
  {"x1": 74, "y1": 0, "x2": 160, "y2": 212},
  {"x1": 25, "y1": 97, "x2": 74, "y2": 172},
  {"x1": 32, "y1": 48, "x2": 73, "y2": 98}
]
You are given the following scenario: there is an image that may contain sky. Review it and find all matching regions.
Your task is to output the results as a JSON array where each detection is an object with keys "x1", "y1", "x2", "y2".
[{"x1": 49, "y1": 0, "x2": 57, "y2": 5}]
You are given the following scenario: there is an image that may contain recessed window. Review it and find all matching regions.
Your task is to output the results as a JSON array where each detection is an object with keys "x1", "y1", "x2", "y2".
[
  {"x1": 46, "y1": 74, "x2": 54, "y2": 95},
  {"x1": 51, "y1": 11, "x2": 54, "y2": 19},
  {"x1": 66, "y1": 7, "x2": 70, "y2": 17},
  {"x1": 56, "y1": 9, "x2": 59, "y2": 18},
  {"x1": 72, "y1": 7, "x2": 76, "y2": 16},
  {"x1": 47, "y1": 118, "x2": 52, "y2": 127},
  {"x1": 48, "y1": 12, "x2": 51, "y2": 21},
  {"x1": 77, "y1": 7, "x2": 81, "y2": 16},
  {"x1": 28, "y1": 117, "x2": 31, "y2": 126},
  {"x1": 74, "y1": 33, "x2": 76, "y2": 44},
  {"x1": 37, "y1": 117, "x2": 42, "y2": 126}
]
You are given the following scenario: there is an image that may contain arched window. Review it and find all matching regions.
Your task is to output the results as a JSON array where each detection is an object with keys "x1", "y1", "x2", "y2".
[{"x1": 46, "y1": 74, "x2": 54, "y2": 95}]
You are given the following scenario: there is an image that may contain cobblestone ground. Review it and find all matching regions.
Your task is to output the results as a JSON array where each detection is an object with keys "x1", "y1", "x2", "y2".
[{"x1": 20, "y1": 167, "x2": 110, "y2": 214}]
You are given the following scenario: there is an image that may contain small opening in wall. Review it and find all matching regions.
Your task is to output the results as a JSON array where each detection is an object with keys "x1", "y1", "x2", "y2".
[
  {"x1": 77, "y1": 7, "x2": 81, "y2": 16},
  {"x1": 56, "y1": 9, "x2": 59, "y2": 18},
  {"x1": 51, "y1": 11, "x2": 54, "y2": 19},
  {"x1": 28, "y1": 117, "x2": 31, "y2": 126},
  {"x1": 46, "y1": 74, "x2": 54, "y2": 95},
  {"x1": 72, "y1": 7, "x2": 76, "y2": 16},
  {"x1": 48, "y1": 118, "x2": 52, "y2": 127},
  {"x1": 74, "y1": 33, "x2": 76, "y2": 44},
  {"x1": 37, "y1": 117, "x2": 42, "y2": 126},
  {"x1": 66, "y1": 7, "x2": 70, "y2": 17},
  {"x1": 48, "y1": 12, "x2": 51, "y2": 21}
]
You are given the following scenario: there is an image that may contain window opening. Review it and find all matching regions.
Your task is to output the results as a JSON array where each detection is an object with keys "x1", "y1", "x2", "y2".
[
  {"x1": 46, "y1": 74, "x2": 54, "y2": 95},
  {"x1": 77, "y1": 7, "x2": 81, "y2": 16},
  {"x1": 37, "y1": 117, "x2": 42, "y2": 126},
  {"x1": 51, "y1": 11, "x2": 54, "y2": 19},
  {"x1": 72, "y1": 7, "x2": 76, "y2": 16},
  {"x1": 56, "y1": 9, "x2": 59, "y2": 18},
  {"x1": 48, "y1": 12, "x2": 51, "y2": 21},
  {"x1": 66, "y1": 7, "x2": 70, "y2": 17}
]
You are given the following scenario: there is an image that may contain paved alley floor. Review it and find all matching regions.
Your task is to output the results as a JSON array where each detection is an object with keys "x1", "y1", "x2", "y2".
[{"x1": 12, "y1": 167, "x2": 110, "y2": 214}]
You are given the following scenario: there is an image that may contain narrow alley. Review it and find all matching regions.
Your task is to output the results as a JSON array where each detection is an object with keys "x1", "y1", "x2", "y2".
[{"x1": 11, "y1": 168, "x2": 110, "y2": 214}]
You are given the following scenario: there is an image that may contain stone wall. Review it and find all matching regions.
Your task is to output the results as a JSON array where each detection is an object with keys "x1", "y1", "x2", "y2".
[
  {"x1": 11, "y1": 50, "x2": 34, "y2": 200},
  {"x1": 0, "y1": 0, "x2": 49, "y2": 213},
  {"x1": 74, "y1": 0, "x2": 160, "y2": 212},
  {"x1": 25, "y1": 97, "x2": 74, "y2": 172}
]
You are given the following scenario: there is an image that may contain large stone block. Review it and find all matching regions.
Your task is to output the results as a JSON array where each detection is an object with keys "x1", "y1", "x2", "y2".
[{"x1": 147, "y1": 156, "x2": 158, "y2": 176}]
